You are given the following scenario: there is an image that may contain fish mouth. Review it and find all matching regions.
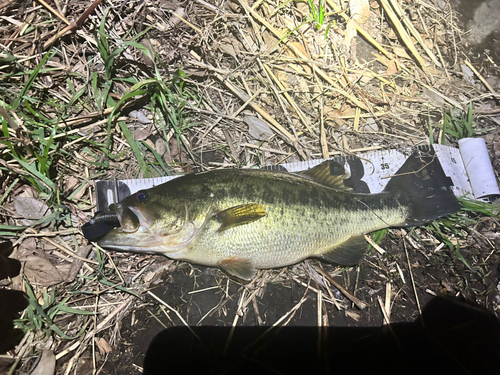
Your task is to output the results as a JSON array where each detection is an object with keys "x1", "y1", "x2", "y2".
[
  {"x1": 107, "y1": 203, "x2": 154, "y2": 232},
  {"x1": 109, "y1": 203, "x2": 140, "y2": 232},
  {"x1": 94, "y1": 203, "x2": 205, "y2": 255},
  {"x1": 83, "y1": 203, "x2": 156, "y2": 244},
  {"x1": 82, "y1": 204, "x2": 143, "y2": 242},
  {"x1": 95, "y1": 203, "x2": 171, "y2": 253}
]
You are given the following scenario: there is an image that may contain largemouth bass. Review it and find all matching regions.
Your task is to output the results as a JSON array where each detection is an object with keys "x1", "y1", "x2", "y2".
[{"x1": 86, "y1": 152, "x2": 460, "y2": 280}]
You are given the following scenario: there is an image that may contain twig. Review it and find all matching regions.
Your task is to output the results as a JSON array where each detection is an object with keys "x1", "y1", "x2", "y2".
[
  {"x1": 238, "y1": 0, "x2": 370, "y2": 112},
  {"x1": 43, "y1": 0, "x2": 105, "y2": 49},
  {"x1": 147, "y1": 291, "x2": 201, "y2": 340},
  {"x1": 379, "y1": 0, "x2": 428, "y2": 71},
  {"x1": 316, "y1": 268, "x2": 367, "y2": 309},
  {"x1": 25, "y1": 228, "x2": 99, "y2": 265},
  {"x1": 389, "y1": 0, "x2": 441, "y2": 67},
  {"x1": 224, "y1": 290, "x2": 246, "y2": 356},
  {"x1": 263, "y1": 64, "x2": 314, "y2": 134},
  {"x1": 403, "y1": 239, "x2": 423, "y2": 327},
  {"x1": 36, "y1": 0, "x2": 71, "y2": 26},
  {"x1": 364, "y1": 234, "x2": 386, "y2": 254},
  {"x1": 189, "y1": 51, "x2": 307, "y2": 159},
  {"x1": 465, "y1": 60, "x2": 495, "y2": 93},
  {"x1": 326, "y1": 0, "x2": 392, "y2": 59}
]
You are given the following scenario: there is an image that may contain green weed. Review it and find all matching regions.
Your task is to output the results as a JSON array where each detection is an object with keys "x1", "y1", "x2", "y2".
[
  {"x1": 429, "y1": 102, "x2": 494, "y2": 144},
  {"x1": 14, "y1": 280, "x2": 93, "y2": 340},
  {"x1": 419, "y1": 197, "x2": 498, "y2": 270},
  {"x1": 92, "y1": 9, "x2": 198, "y2": 177},
  {"x1": 307, "y1": 0, "x2": 327, "y2": 30}
]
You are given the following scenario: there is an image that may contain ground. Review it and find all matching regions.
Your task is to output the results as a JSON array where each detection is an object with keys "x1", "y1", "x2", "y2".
[{"x1": 0, "y1": 0, "x2": 500, "y2": 374}]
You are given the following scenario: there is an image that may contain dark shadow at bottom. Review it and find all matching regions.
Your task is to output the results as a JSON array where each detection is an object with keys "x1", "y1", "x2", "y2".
[{"x1": 143, "y1": 296, "x2": 500, "y2": 375}]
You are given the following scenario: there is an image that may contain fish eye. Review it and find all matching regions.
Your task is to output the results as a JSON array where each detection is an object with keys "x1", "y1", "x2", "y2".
[{"x1": 136, "y1": 190, "x2": 148, "y2": 203}]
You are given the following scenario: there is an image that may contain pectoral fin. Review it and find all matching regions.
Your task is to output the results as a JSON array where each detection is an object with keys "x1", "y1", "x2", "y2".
[
  {"x1": 318, "y1": 235, "x2": 368, "y2": 265},
  {"x1": 220, "y1": 257, "x2": 256, "y2": 281},
  {"x1": 216, "y1": 203, "x2": 266, "y2": 232}
]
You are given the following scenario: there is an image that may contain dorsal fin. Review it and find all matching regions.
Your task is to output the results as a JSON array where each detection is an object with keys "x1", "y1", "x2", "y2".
[{"x1": 299, "y1": 161, "x2": 352, "y2": 191}]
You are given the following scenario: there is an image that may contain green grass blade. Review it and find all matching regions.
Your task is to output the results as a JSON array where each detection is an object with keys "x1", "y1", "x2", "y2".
[
  {"x1": 50, "y1": 324, "x2": 76, "y2": 340},
  {"x1": 12, "y1": 50, "x2": 56, "y2": 110},
  {"x1": 466, "y1": 102, "x2": 473, "y2": 136},
  {"x1": 454, "y1": 245, "x2": 472, "y2": 270},
  {"x1": 56, "y1": 305, "x2": 96, "y2": 315}
]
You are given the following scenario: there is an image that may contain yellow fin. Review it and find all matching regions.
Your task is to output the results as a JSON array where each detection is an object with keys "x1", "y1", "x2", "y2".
[
  {"x1": 300, "y1": 160, "x2": 352, "y2": 191},
  {"x1": 220, "y1": 257, "x2": 256, "y2": 281},
  {"x1": 216, "y1": 203, "x2": 266, "y2": 232}
]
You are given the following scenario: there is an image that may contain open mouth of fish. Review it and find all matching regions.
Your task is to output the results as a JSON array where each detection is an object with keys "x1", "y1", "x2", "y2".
[
  {"x1": 82, "y1": 204, "x2": 150, "y2": 242},
  {"x1": 83, "y1": 201, "x2": 204, "y2": 255}
]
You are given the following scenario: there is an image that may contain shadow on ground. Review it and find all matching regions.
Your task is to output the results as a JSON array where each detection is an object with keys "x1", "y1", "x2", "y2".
[
  {"x1": 0, "y1": 241, "x2": 27, "y2": 355},
  {"x1": 142, "y1": 296, "x2": 500, "y2": 375}
]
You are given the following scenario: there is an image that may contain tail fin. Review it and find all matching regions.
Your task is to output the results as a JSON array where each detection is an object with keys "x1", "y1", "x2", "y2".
[{"x1": 384, "y1": 148, "x2": 461, "y2": 226}]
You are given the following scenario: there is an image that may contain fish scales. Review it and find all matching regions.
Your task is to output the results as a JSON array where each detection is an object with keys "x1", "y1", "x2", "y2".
[
  {"x1": 182, "y1": 170, "x2": 407, "y2": 269},
  {"x1": 90, "y1": 157, "x2": 461, "y2": 280}
]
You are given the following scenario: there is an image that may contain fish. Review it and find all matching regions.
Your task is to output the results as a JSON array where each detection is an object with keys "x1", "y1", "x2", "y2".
[{"x1": 85, "y1": 151, "x2": 461, "y2": 281}]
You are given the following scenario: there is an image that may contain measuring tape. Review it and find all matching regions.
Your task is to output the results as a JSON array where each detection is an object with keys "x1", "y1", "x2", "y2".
[{"x1": 94, "y1": 140, "x2": 500, "y2": 212}]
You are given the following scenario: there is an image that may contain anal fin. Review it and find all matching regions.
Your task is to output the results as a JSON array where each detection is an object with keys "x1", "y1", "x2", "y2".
[
  {"x1": 317, "y1": 235, "x2": 368, "y2": 265},
  {"x1": 220, "y1": 257, "x2": 256, "y2": 281}
]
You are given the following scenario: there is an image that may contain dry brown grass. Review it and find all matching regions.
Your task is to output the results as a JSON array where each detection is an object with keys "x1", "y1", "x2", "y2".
[{"x1": 0, "y1": 0, "x2": 499, "y2": 373}]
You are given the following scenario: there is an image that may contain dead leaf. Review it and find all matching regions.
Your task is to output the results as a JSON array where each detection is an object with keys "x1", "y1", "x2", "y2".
[
  {"x1": 64, "y1": 176, "x2": 80, "y2": 194},
  {"x1": 95, "y1": 337, "x2": 112, "y2": 356},
  {"x1": 22, "y1": 255, "x2": 63, "y2": 286},
  {"x1": 244, "y1": 115, "x2": 274, "y2": 141},
  {"x1": 288, "y1": 41, "x2": 309, "y2": 59},
  {"x1": 18, "y1": 238, "x2": 63, "y2": 286},
  {"x1": 287, "y1": 42, "x2": 312, "y2": 74},
  {"x1": 65, "y1": 245, "x2": 92, "y2": 282},
  {"x1": 14, "y1": 185, "x2": 36, "y2": 198},
  {"x1": 218, "y1": 37, "x2": 243, "y2": 57},
  {"x1": 143, "y1": 261, "x2": 175, "y2": 287},
  {"x1": 385, "y1": 28, "x2": 397, "y2": 40},
  {"x1": 182, "y1": 67, "x2": 208, "y2": 77},
  {"x1": 423, "y1": 38, "x2": 434, "y2": 50},
  {"x1": 324, "y1": 107, "x2": 343, "y2": 118},
  {"x1": 324, "y1": 107, "x2": 346, "y2": 127},
  {"x1": 13, "y1": 196, "x2": 51, "y2": 225},
  {"x1": 344, "y1": 19, "x2": 357, "y2": 47},
  {"x1": 282, "y1": 15, "x2": 296, "y2": 31},
  {"x1": 262, "y1": 30, "x2": 279, "y2": 52},
  {"x1": 165, "y1": 7, "x2": 184, "y2": 30},
  {"x1": 340, "y1": 107, "x2": 357, "y2": 117},
  {"x1": 158, "y1": 0, "x2": 185, "y2": 11},
  {"x1": 423, "y1": 88, "x2": 445, "y2": 107},
  {"x1": 29, "y1": 350, "x2": 55, "y2": 375},
  {"x1": 392, "y1": 46, "x2": 411, "y2": 59},
  {"x1": 129, "y1": 110, "x2": 151, "y2": 125},
  {"x1": 130, "y1": 122, "x2": 153, "y2": 141},
  {"x1": 139, "y1": 38, "x2": 155, "y2": 66},
  {"x1": 386, "y1": 60, "x2": 398, "y2": 74},
  {"x1": 155, "y1": 137, "x2": 168, "y2": 157},
  {"x1": 350, "y1": 0, "x2": 370, "y2": 24},
  {"x1": 295, "y1": 2, "x2": 309, "y2": 16}
]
